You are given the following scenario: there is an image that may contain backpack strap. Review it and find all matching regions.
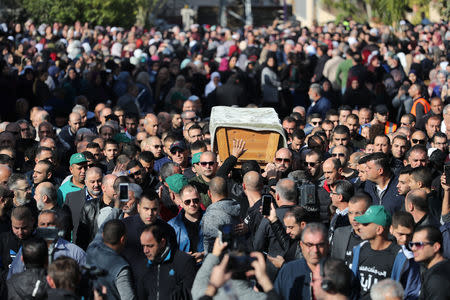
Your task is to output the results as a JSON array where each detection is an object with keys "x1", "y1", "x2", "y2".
[
  {"x1": 351, "y1": 241, "x2": 367, "y2": 276},
  {"x1": 391, "y1": 250, "x2": 407, "y2": 281}
]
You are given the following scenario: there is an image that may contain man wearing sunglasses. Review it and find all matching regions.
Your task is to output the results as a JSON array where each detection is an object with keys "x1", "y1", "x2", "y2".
[
  {"x1": 168, "y1": 141, "x2": 190, "y2": 174},
  {"x1": 168, "y1": 184, "x2": 204, "y2": 264},
  {"x1": 189, "y1": 152, "x2": 218, "y2": 207},
  {"x1": 410, "y1": 226, "x2": 450, "y2": 300},
  {"x1": 264, "y1": 148, "x2": 293, "y2": 181},
  {"x1": 409, "y1": 130, "x2": 428, "y2": 147},
  {"x1": 304, "y1": 149, "x2": 323, "y2": 185},
  {"x1": 351, "y1": 205, "x2": 420, "y2": 300},
  {"x1": 331, "y1": 145, "x2": 357, "y2": 181}
]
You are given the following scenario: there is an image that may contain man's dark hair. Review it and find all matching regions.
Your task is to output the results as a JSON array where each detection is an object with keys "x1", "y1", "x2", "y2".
[
  {"x1": 407, "y1": 190, "x2": 429, "y2": 212},
  {"x1": 365, "y1": 152, "x2": 391, "y2": 174},
  {"x1": 190, "y1": 140, "x2": 207, "y2": 152},
  {"x1": 139, "y1": 190, "x2": 160, "y2": 204},
  {"x1": 321, "y1": 258, "x2": 355, "y2": 297},
  {"x1": 138, "y1": 151, "x2": 155, "y2": 163},
  {"x1": 292, "y1": 129, "x2": 305, "y2": 140},
  {"x1": 122, "y1": 143, "x2": 140, "y2": 159},
  {"x1": 399, "y1": 166, "x2": 413, "y2": 176},
  {"x1": 346, "y1": 114, "x2": 359, "y2": 122},
  {"x1": 333, "y1": 125, "x2": 350, "y2": 136},
  {"x1": 48, "y1": 256, "x2": 81, "y2": 291},
  {"x1": 22, "y1": 237, "x2": 48, "y2": 268},
  {"x1": 402, "y1": 113, "x2": 416, "y2": 124},
  {"x1": 104, "y1": 138, "x2": 118, "y2": 147},
  {"x1": 332, "y1": 180, "x2": 354, "y2": 202},
  {"x1": 124, "y1": 112, "x2": 139, "y2": 122},
  {"x1": 103, "y1": 219, "x2": 126, "y2": 245},
  {"x1": 372, "y1": 134, "x2": 390, "y2": 146},
  {"x1": 11, "y1": 206, "x2": 33, "y2": 221},
  {"x1": 142, "y1": 223, "x2": 168, "y2": 244},
  {"x1": 415, "y1": 225, "x2": 443, "y2": 253},
  {"x1": 82, "y1": 151, "x2": 95, "y2": 161},
  {"x1": 349, "y1": 192, "x2": 372, "y2": 208},
  {"x1": 325, "y1": 109, "x2": 339, "y2": 119},
  {"x1": 393, "y1": 134, "x2": 409, "y2": 146},
  {"x1": 86, "y1": 142, "x2": 100, "y2": 150},
  {"x1": 392, "y1": 211, "x2": 415, "y2": 229},
  {"x1": 188, "y1": 124, "x2": 202, "y2": 135},
  {"x1": 338, "y1": 105, "x2": 352, "y2": 113},
  {"x1": 241, "y1": 160, "x2": 261, "y2": 176},
  {"x1": 404, "y1": 145, "x2": 427, "y2": 162},
  {"x1": 0, "y1": 154, "x2": 13, "y2": 166},
  {"x1": 35, "y1": 146, "x2": 54, "y2": 160},
  {"x1": 283, "y1": 116, "x2": 297, "y2": 125},
  {"x1": 36, "y1": 159, "x2": 55, "y2": 175},
  {"x1": 126, "y1": 159, "x2": 143, "y2": 171},
  {"x1": 432, "y1": 132, "x2": 447, "y2": 144},
  {"x1": 284, "y1": 206, "x2": 308, "y2": 224},
  {"x1": 410, "y1": 166, "x2": 432, "y2": 188},
  {"x1": 305, "y1": 149, "x2": 323, "y2": 162}
]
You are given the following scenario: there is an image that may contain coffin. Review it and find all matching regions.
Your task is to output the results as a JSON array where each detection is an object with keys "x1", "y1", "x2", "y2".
[{"x1": 210, "y1": 106, "x2": 287, "y2": 168}]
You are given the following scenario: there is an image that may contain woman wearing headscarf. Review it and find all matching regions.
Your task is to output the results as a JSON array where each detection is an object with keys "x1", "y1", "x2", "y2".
[
  {"x1": 260, "y1": 52, "x2": 281, "y2": 109},
  {"x1": 204, "y1": 72, "x2": 221, "y2": 97}
]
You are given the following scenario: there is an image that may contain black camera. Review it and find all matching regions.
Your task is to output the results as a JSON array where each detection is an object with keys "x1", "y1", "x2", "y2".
[
  {"x1": 227, "y1": 250, "x2": 256, "y2": 273},
  {"x1": 35, "y1": 227, "x2": 64, "y2": 242},
  {"x1": 219, "y1": 224, "x2": 255, "y2": 273}
]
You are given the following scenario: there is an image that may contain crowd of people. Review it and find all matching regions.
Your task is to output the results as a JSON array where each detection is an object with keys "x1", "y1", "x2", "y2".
[{"x1": 0, "y1": 15, "x2": 448, "y2": 300}]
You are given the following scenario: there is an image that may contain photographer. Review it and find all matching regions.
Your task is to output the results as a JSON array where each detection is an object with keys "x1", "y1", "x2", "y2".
[
  {"x1": 192, "y1": 237, "x2": 278, "y2": 300},
  {"x1": 46, "y1": 256, "x2": 81, "y2": 300}
]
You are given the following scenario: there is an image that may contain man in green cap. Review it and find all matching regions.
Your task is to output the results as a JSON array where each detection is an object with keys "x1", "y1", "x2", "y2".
[
  {"x1": 351, "y1": 205, "x2": 421, "y2": 300},
  {"x1": 165, "y1": 173, "x2": 189, "y2": 207},
  {"x1": 57, "y1": 153, "x2": 88, "y2": 206}
]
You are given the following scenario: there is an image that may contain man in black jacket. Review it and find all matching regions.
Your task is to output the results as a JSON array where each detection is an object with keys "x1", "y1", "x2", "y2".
[
  {"x1": 411, "y1": 225, "x2": 450, "y2": 300},
  {"x1": 138, "y1": 223, "x2": 196, "y2": 300},
  {"x1": 122, "y1": 191, "x2": 177, "y2": 280},
  {"x1": 6, "y1": 237, "x2": 48, "y2": 300},
  {"x1": 330, "y1": 193, "x2": 370, "y2": 265},
  {"x1": 75, "y1": 168, "x2": 109, "y2": 249}
]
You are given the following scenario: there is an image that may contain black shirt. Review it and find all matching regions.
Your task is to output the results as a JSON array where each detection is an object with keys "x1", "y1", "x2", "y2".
[
  {"x1": 182, "y1": 214, "x2": 200, "y2": 253},
  {"x1": 353, "y1": 241, "x2": 401, "y2": 300},
  {"x1": 344, "y1": 231, "x2": 362, "y2": 266},
  {"x1": 0, "y1": 232, "x2": 21, "y2": 280},
  {"x1": 419, "y1": 259, "x2": 450, "y2": 300}
]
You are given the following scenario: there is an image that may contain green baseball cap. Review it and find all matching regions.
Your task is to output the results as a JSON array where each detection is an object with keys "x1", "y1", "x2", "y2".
[
  {"x1": 354, "y1": 205, "x2": 391, "y2": 227},
  {"x1": 165, "y1": 174, "x2": 188, "y2": 194},
  {"x1": 69, "y1": 153, "x2": 88, "y2": 165},
  {"x1": 191, "y1": 152, "x2": 202, "y2": 164}
]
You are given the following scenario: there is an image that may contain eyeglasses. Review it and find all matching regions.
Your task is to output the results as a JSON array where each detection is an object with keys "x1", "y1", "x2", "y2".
[
  {"x1": 152, "y1": 145, "x2": 162, "y2": 149},
  {"x1": 128, "y1": 170, "x2": 142, "y2": 177},
  {"x1": 302, "y1": 241, "x2": 327, "y2": 249},
  {"x1": 409, "y1": 241, "x2": 433, "y2": 249},
  {"x1": 170, "y1": 149, "x2": 184, "y2": 155},
  {"x1": 332, "y1": 153, "x2": 346, "y2": 158},
  {"x1": 412, "y1": 139, "x2": 426, "y2": 145},
  {"x1": 200, "y1": 161, "x2": 216, "y2": 167},
  {"x1": 275, "y1": 158, "x2": 291, "y2": 163},
  {"x1": 183, "y1": 198, "x2": 200, "y2": 206},
  {"x1": 305, "y1": 162, "x2": 318, "y2": 167}
]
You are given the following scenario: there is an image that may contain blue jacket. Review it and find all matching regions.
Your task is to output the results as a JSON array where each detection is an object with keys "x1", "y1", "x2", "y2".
[
  {"x1": 168, "y1": 210, "x2": 204, "y2": 253},
  {"x1": 274, "y1": 258, "x2": 311, "y2": 300},
  {"x1": 364, "y1": 175, "x2": 404, "y2": 216},
  {"x1": 306, "y1": 97, "x2": 332, "y2": 119}
]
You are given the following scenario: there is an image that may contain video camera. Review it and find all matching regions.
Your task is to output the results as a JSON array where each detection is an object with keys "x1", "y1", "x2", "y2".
[{"x1": 35, "y1": 227, "x2": 64, "y2": 242}]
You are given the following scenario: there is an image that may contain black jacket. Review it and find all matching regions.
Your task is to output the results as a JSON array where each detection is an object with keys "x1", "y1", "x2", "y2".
[
  {"x1": 137, "y1": 247, "x2": 196, "y2": 300},
  {"x1": 6, "y1": 267, "x2": 48, "y2": 300},
  {"x1": 76, "y1": 198, "x2": 108, "y2": 250},
  {"x1": 47, "y1": 288, "x2": 79, "y2": 300},
  {"x1": 0, "y1": 231, "x2": 22, "y2": 280},
  {"x1": 65, "y1": 189, "x2": 87, "y2": 243},
  {"x1": 419, "y1": 259, "x2": 450, "y2": 300},
  {"x1": 122, "y1": 215, "x2": 177, "y2": 280}
]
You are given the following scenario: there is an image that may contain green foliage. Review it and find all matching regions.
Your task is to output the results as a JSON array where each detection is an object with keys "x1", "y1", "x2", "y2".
[
  {"x1": 371, "y1": 0, "x2": 409, "y2": 25},
  {"x1": 322, "y1": 0, "x2": 369, "y2": 23},
  {"x1": 17, "y1": 0, "x2": 166, "y2": 28}
]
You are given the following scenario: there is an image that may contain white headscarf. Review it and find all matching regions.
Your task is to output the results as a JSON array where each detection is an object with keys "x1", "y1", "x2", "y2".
[{"x1": 205, "y1": 72, "x2": 221, "y2": 97}]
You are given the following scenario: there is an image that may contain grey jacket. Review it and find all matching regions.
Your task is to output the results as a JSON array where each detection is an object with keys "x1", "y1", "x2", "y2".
[
  {"x1": 330, "y1": 225, "x2": 353, "y2": 261},
  {"x1": 202, "y1": 199, "x2": 241, "y2": 253},
  {"x1": 191, "y1": 254, "x2": 268, "y2": 300}
]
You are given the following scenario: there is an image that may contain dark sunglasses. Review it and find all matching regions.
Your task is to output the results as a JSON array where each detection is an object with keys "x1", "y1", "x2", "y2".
[
  {"x1": 311, "y1": 121, "x2": 322, "y2": 126},
  {"x1": 408, "y1": 241, "x2": 433, "y2": 249},
  {"x1": 153, "y1": 145, "x2": 162, "y2": 149},
  {"x1": 305, "y1": 162, "x2": 318, "y2": 167},
  {"x1": 332, "y1": 153, "x2": 346, "y2": 157},
  {"x1": 128, "y1": 170, "x2": 142, "y2": 177},
  {"x1": 183, "y1": 198, "x2": 200, "y2": 206},
  {"x1": 170, "y1": 148, "x2": 184, "y2": 155},
  {"x1": 275, "y1": 158, "x2": 291, "y2": 163},
  {"x1": 412, "y1": 139, "x2": 426, "y2": 145},
  {"x1": 200, "y1": 161, "x2": 216, "y2": 167}
]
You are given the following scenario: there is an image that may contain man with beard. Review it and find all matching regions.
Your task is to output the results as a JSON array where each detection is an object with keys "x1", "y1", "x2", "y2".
[
  {"x1": 346, "y1": 114, "x2": 367, "y2": 150},
  {"x1": 391, "y1": 135, "x2": 410, "y2": 173},
  {"x1": 263, "y1": 148, "x2": 292, "y2": 180},
  {"x1": 304, "y1": 149, "x2": 323, "y2": 186},
  {"x1": 57, "y1": 153, "x2": 87, "y2": 206},
  {"x1": 34, "y1": 182, "x2": 72, "y2": 241},
  {"x1": 74, "y1": 168, "x2": 106, "y2": 250},
  {"x1": 127, "y1": 159, "x2": 153, "y2": 191},
  {"x1": 331, "y1": 145, "x2": 357, "y2": 181},
  {"x1": 124, "y1": 113, "x2": 139, "y2": 137},
  {"x1": 189, "y1": 151, "x2": 218, "y2": 207},
  {"x1": 318, "y1": 158, "x2": 343, "y2": 224},
  {"x1": 8, "y1": 173, "x2": 38, "y2": 219},
  {"x1": 396, "y1": 167, "x2": 412, "y2": 198},
  {"x1": 431, "y1": 132, "x2": 448, "y2": 154}
]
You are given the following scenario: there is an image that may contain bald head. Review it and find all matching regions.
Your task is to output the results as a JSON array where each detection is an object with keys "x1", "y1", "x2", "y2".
[
  {"x1": 209, "y1": 176, "x2": 228, "y2": 200},
  {"x1": 243, "y1": 171, "x2": 263, "y2": 191},
  {"x1": 102, "y1": 174, "x2": 117, "y2": 187},
  {"x1": 86, "y1": 167, "x2": 102, "y2": 180},
  {"x1": 68, "y1": 112, "x2": 81, "y2": 134},
  {"x1": 0, "y1": 165, "x2": 12, "y2": 185}
]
